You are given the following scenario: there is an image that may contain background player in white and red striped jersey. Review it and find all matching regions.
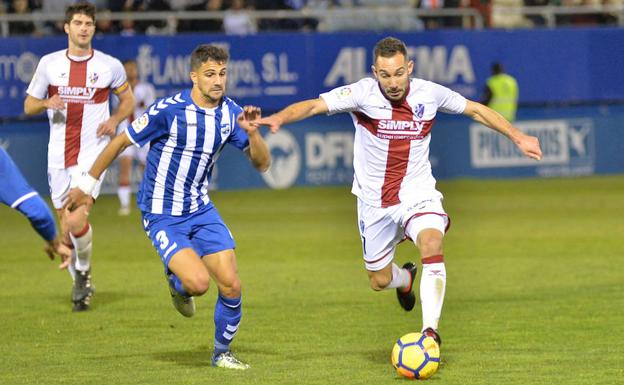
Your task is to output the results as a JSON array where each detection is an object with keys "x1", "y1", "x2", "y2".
[
  {"x1": 115, "y1": 59, "x2": 157, "y2": 216},
  {"x1": 256, "y1": 37, "x2": 542, "y2": 346},
  {"x1": 23, "y1": 2, "x2": 135, "y2": 312}
]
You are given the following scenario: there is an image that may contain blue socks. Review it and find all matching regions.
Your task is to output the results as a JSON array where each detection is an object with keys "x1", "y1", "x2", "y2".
[
  {"x1": 213, "y1": 294, "x2": 242, "y2": 354},
  {"x1": 167, "y1": 273, "x2": 189, "y2": 297}
]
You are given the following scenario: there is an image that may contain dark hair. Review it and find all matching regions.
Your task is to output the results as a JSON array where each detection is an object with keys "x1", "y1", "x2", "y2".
[
  {"x1": 123, "y1": 59, "x2": 137, "y2": 66},
  {"x1": 373, "y1": 37, "x2": 408, "y2": 62},
  {"x1": 65, "y1": 2, "x2": 96, "y2": 25},
  {"x1": 190, "y1": 45, "x2": 229, "y2": 70},
  {"x1": 492, "y1": 62, "x2": 503, "y2": 74}
]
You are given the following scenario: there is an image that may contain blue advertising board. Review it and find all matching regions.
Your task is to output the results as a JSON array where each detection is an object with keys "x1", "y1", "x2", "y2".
[
  {"x1": 1, "y1": 28, "x2": 624, "y2": 118},
  {"x1": 2, "y1": 104, "x2": 622, "y2": 196}
]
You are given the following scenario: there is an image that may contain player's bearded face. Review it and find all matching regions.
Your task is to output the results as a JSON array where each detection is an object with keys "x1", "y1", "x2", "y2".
[
  {"x1": 65, "y1": 14, "x2": 95, "y2": 49},
  {"x1": 193, "y1": 60, "x2": 227, "y2": 103},
  {"x1": 373, "y1": 54, "x2": 413, "y2": 101}
]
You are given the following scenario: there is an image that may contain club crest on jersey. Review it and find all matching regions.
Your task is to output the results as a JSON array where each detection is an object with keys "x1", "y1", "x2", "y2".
[
  {"x1": 414, "y1": 104, "x2": 425, "y2": 119},
  {"x1": 220, "y1": 123, "x2": 231, "y2": 136},
  {"x1": 337, "y1": 87, "x2": 352, "y2": 99},
  {"x1": 132, "y1": 113, "x2": 149, "y2": 133},
  {"x1": 89, "y1": 72, "x2": 99, "y2": 84}
]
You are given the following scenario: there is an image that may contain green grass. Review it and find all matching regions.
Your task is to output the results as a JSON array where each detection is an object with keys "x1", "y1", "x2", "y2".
[{"x1": 1, "y1": 176, "x2": 623, "y2": 384}]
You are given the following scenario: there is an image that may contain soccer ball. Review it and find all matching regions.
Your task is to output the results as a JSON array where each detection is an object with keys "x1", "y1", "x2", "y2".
[{"x1": 391, "y1": 332, "x2": 440, "y2": 380}]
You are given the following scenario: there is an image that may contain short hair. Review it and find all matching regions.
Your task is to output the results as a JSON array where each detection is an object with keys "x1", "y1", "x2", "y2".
[
  {"x1": 190, "y1": 45, "x2": 229, "y2": 70},
  {"x1": 373, "y1": 37, "x2": 408, "y2": 63},
  {"x1": 123, "y1": 59, "x2": 137, "y2": 66},
  {"x1": 492, "y1": 62, "x2": 503, "y2": 74},
  {"x1": 65, "y1": 2, "x2": 96, "y2": 25}
]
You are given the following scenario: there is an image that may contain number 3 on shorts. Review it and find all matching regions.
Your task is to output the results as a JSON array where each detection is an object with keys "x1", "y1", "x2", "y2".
[{"x1": 156, "y1": 230, "x2": 170, "y2": 250}]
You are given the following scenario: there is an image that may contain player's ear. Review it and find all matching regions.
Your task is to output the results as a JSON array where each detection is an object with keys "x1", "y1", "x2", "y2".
[
  {"x1": 371, "y1": 65, "x2": 378, "y2": 80},
  {"x1": 64, "y1": 23, "x2": 69, "y2": 34},
  {"x1": 189, "y1": 71, "x2": 197, "y2": 85},
  {"x1": 407, "y1": 60, "x2": 414, "y2": 76}
]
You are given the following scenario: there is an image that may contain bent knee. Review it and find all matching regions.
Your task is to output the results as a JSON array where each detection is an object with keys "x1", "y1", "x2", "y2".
[
  {"x1": 183, "y1": 272, "x2": 210, "y2": 296},
  {"x1": 219, "y1": 278, "x2": 242, "y2": 298},
  {"x1": 417, "y1": 235, "x2": 443, "y2": 256}
]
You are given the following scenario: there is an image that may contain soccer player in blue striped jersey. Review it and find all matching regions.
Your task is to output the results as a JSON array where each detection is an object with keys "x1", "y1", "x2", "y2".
[
  {"x1": 65, "y1": 44, "x2": 271, "y2": 370},
  {"x1": 1, "y1": 147, "x2": 71, "y2": 267}
]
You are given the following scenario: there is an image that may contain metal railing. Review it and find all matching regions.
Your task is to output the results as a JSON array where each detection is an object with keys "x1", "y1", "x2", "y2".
[
  {"x1": 0, "y1": 8, "x2": 484, "y2": 37},
  {"x1": 1, "y1": 5, "x2": 623, "y2": 37}
]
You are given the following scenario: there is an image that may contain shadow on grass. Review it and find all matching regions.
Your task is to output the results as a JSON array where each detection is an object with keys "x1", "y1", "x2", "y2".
[
  {"x1": 152, "y1": 345, "x2": 213, "y2": 367},
  {"x1": 47, "y1": 290, "x2": 143, "y2": 310},
  {"x1": 152, "y1": 345, "x2": 275, "y2": 368}
]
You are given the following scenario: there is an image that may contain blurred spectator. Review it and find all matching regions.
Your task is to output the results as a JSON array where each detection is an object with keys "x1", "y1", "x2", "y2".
[
  {"x1": 8, "y1": 0, "x2": 37, "y2": 35},
  {"x1": 96, "y1": 9, "x2": 119, "y2": 35},
  {"x1": 119, "y1": 15, "x2": 137, "y2": 36},
  {"x1": 418, "y1": 0, "x2": 444, "y2": 29},
  {"x1": 179, "y1": 0, "x2": 223, "y2": 33},
  {"x1": 491, "y1": 0, "x2": 531, "y2": 28},
  {"x1": 223, "y1": 0, "x2": 257, "y2": 35},
  {"x1": 40, "y1": 0, "x2": 73, "y2": 34},
  {"x1": 523, "y1": 0, "x2": 550, "y2": 26}
]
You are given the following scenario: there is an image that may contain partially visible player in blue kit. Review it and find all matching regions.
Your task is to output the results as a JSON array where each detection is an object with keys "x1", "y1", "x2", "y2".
[{"x1": 1, "y1": 147, "x2": 71, "y2": 266}]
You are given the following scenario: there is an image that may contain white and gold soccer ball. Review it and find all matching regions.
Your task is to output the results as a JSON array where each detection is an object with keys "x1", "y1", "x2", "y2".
[{"x1": 391, "y1": 332, "x2": 440, "y2": 380}]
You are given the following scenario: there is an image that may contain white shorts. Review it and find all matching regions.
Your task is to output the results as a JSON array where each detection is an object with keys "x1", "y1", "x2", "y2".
[
  {"x1": 48, "y1": 166, "x2": 106, "y2": 209},
  {"x1": 119, "y1": 143, "x2": 149, "y2": 164},
  {"x1": 357, "y1": 191, "x2": 450, "y2": 271}
]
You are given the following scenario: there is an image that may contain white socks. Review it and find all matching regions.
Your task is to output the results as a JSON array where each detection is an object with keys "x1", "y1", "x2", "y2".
[
  {"x1": 420, "y1": 257, "x2": 446, "y2": 331},
  {"x1": 69, "y1": 224, "x2": 92, "y2": 272},
  {"x1": 386, "y1": 263, "x2": 411, "y2": 290},
  {"x1": 118, "y1": 185, "x2": 131, "y2": 209}
]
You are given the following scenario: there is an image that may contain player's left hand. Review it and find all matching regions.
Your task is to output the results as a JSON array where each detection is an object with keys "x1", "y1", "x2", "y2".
[
  {"x1": 63, "y1": 187, "x2": 93, "y2": 213},
  {"x1": 516, "y1": 133, "x2": 543, "y2": 161},
  {"x1": 96, "y1": 118, "x2": 117, "y2": 138},
  {"x1": 237, "y1": 106, "x2": 262, "y2": 134},
  {"x1": 44, "y1": 238, "x2": 72, "y2": 270}
]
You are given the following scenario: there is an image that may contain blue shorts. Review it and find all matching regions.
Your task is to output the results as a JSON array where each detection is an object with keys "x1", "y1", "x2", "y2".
[{"x1": 141, "y1": 202, "x2": 235, "y2": 270}]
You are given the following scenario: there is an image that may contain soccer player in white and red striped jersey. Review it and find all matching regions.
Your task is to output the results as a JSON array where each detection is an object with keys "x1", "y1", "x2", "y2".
[
  {"x1": 257, "y1": 37, "x2": 543, "y2": 346},
  {"x1": 23, "y1": 2, "x2": 135, "y2": 312},
  {"x1": 115, "y1": 59, "x2": 157, "y2": 216}
]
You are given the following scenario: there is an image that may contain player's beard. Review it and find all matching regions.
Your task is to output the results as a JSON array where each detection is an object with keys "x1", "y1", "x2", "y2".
[{"x1": 384, "y1": 87, "x2": 405, "y2": 101}]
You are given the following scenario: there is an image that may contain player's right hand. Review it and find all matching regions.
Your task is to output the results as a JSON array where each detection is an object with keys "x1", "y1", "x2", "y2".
[
  {"x1": 44, "y1": 94, "x2": 65, "y2": 110},
  {"x1": 63, "y1": 187, "x2": 93, "y2": 213}
]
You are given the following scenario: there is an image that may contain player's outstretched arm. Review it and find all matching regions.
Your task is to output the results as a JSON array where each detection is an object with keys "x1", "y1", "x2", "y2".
[
  {"x1": 24, "y1": 94, "x2": 65, "y2": 115},
  {"x1": 256, "y1": 98, "x2": 329, "y2": 133},
  {"x1": 463, "y1": 100, "x2": 542, "y2": 161},
  {"x1": 64, "y1": 132, "x2": 133, "y2": 211},
  {"x1": 238, "y1": 106, "x2": 271, "y2": 172}
]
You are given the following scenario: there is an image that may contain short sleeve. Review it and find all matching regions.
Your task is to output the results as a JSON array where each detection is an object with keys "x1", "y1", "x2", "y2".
[
  {"x1": 26, "y1": 56, "x2": 49, "y2": 99},
  {"x1": 125, "y1": 102, "x2": 166, "y2": 147},
  {"x1": 429, "y1": 82, "x2": 467, "y2": 114},
  {"x1": 319, "y1": 79, "x2": 367, "y2": 115},
  {"x1": 109, "y1": 58, "x2": 128, "y2": 93},
  {"x1": 227, "y1": 104, "x2": 250, "y2": 151}
]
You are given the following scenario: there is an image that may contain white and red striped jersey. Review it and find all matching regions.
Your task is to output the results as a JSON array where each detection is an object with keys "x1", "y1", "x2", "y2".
[
  {"x1": 26, "y1": 49, "x2": 128, "y2": 169},
  {"x1": 320, "y1": 77, "x2": 467, "y2": 208}
]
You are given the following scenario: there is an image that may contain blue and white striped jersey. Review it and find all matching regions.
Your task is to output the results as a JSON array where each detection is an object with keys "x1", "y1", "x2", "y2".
[{"x1": 125, "y1": 90, "x2": 249, "y2": 216}]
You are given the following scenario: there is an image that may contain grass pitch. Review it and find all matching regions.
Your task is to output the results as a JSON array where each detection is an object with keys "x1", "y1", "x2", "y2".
[{"x1": 0, "y1": 176, "x2": 623, "y2": 385}]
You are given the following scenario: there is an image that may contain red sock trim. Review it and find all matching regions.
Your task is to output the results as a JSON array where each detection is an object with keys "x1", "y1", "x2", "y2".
[
  {"x1": 72, "y1": 222, "x2": 90, "y2": 238},
  {"x1": 421, "y1": 254, "x2": 444, "y2": 264}
]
